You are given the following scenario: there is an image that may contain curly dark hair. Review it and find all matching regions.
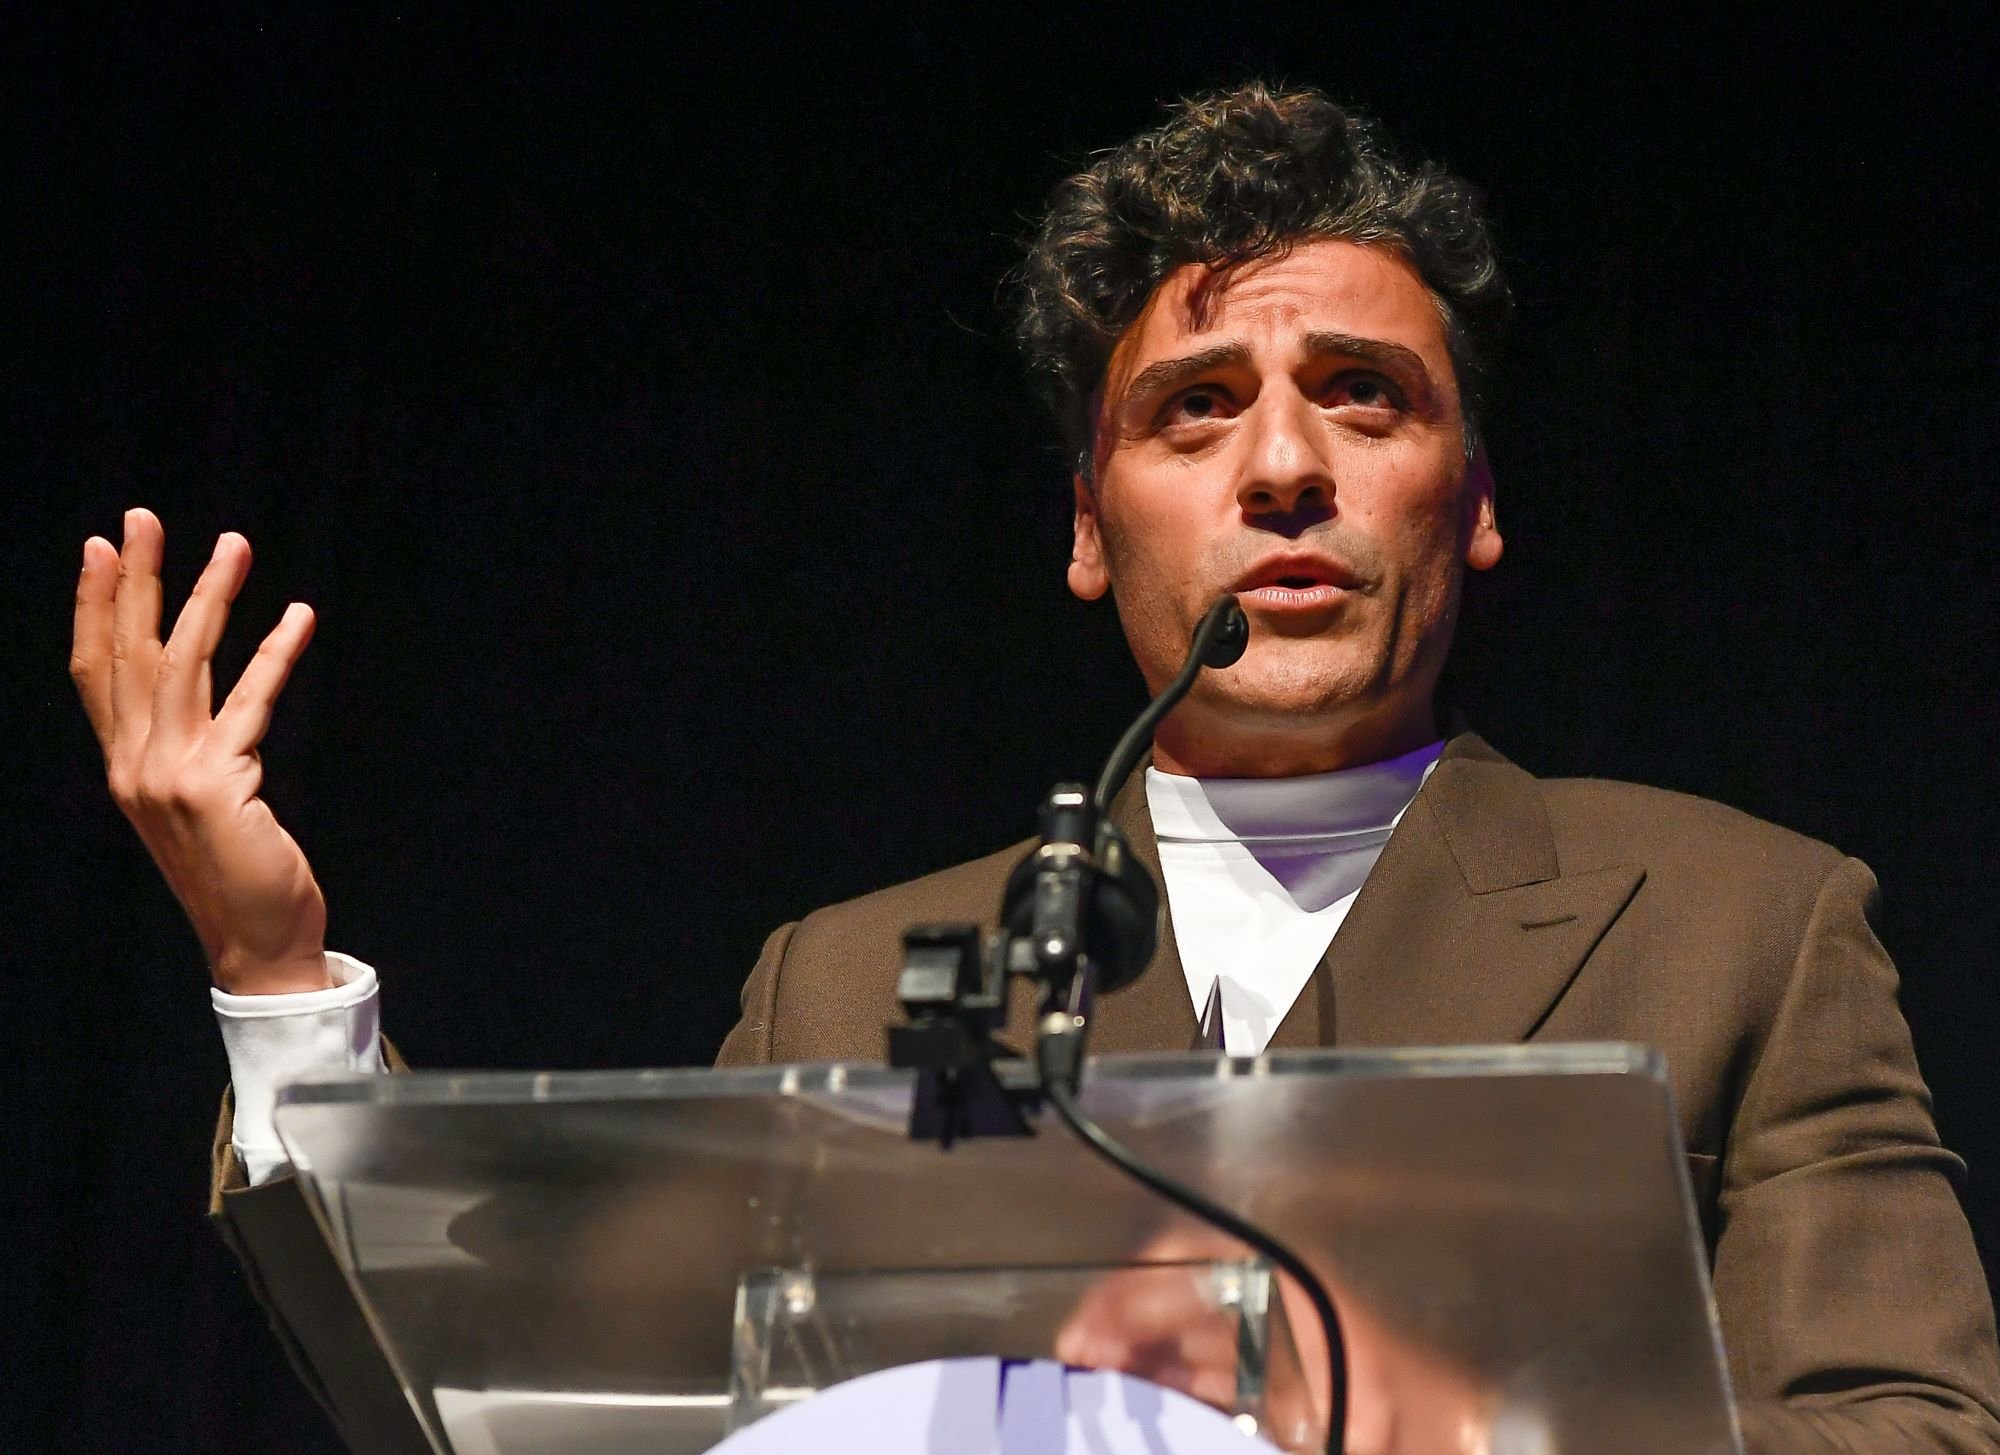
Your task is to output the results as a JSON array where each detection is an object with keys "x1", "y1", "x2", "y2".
[{"x1": 1012, "y1": 81, "x2": 1509, "y2": 472}]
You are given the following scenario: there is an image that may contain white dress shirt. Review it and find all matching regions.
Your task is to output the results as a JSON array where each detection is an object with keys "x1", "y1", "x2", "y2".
[
  {"x1": 217, "y1": 741, "x2": 1441, "y2": 1182},
  {"x1": 1146, "y1": 740, "x2": 1442, "y2": 1054}
]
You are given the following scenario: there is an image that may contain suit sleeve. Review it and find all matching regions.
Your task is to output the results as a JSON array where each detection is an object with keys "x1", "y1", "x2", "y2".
[
  {"x1": 208, "y1": 1038, "x2": 433, "y2": 1455},
  {"x1": 1717, "y1": 856, "x2": 2000, "y2": 1454},
  {"x1": 713, "y1": 920, "x2": 796, "y2": 1068}
]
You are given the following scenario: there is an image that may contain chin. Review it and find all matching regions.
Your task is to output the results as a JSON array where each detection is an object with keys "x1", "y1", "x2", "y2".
[{"x1": 1195, "y1": 651, "x2": 1383, "y2": 727}]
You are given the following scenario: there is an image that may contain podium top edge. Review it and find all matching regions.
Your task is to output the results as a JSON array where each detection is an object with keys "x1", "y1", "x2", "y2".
[{"x1": 272, "y1": 1042, "x2": 1664, "y2": 1110}]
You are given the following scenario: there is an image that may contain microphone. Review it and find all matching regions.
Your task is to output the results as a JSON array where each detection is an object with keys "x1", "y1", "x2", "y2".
[
  {"x1": 892, "y1": 594, "x2": 1346, "y2": 1454},
  {"x1": 1001, "y1": 595, "x2": 1251, "y2": 999},
  {"x1": 1092, "y1": 595, "x2": 1250, "y2": 815}
]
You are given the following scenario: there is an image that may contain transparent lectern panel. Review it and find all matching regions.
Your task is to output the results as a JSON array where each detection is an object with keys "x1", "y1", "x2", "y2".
[
  {"x1": 274, "y1": 1044, "x2": 1738, "y2": 1455},
  {"x1": 727, "y1": 1260, "x2": 1283, "y2": 1433}
]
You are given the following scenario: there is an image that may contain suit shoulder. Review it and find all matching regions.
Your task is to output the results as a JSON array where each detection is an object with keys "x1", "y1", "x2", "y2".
[
  {"x1": 1527, "y1": 775, "x2": 1879, "y2": 1044},
  {"x1": 793, "y1": 837, "x2": 1033, "y2": 942},
  {"x1": 1535, "y1": 774, "x2": 1849, "y2": 882},
  {"x1": 753, "y1": 838, "x2": 1036, "y2": 1064}
]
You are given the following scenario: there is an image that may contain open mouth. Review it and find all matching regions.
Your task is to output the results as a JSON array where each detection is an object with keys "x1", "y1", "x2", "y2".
[
  {"x1": 1232, "y1": 551, "x2": 1359, "y2": 592},
  {"x1": 1226, "y1": 555, "x2": 1361, "y2": 617}
]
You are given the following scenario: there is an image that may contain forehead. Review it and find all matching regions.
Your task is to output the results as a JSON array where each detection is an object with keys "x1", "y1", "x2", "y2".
[{"x1": 1108, "y1": 238, "x2": 1454, "y2": 386}]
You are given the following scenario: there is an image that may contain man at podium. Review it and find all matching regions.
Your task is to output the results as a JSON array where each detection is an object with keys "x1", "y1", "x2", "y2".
[{"x1": 69, "y1": 83, "x2": 2000, "y2": 1453}]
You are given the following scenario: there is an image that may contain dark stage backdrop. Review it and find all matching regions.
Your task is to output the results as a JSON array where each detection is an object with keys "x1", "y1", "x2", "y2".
[{"x1": 9, "y1": 6, "x2": 1998, "y2": 1452}]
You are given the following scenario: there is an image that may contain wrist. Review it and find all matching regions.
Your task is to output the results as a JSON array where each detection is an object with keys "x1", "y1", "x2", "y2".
[{"x1": 213, "y1": 949, "x2": 333, "y2": 996}]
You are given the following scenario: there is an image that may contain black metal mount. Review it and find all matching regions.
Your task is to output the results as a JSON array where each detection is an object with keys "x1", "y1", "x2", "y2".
[
  {"x1": 886, "y1": 782, "x2": 1124, "y2": 1146},
  {"x1": 886, "y1": 922, "x2": 1036, "y2": 1145}
]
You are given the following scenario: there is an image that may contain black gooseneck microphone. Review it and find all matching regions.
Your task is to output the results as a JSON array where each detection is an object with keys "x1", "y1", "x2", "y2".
[
  {"x1": 1025, "y1": 594, "x2": 1349, "y2": 1455},
  {"x1": 998, "y1": 595, "x2": 1252, "y2": 1006},
  {"x1": 1095, "y1": 595, "x2": 1252, "y2": 813},
  {"x1": 889, "y1": 592, "x2": 1349, "y2": 1452}
]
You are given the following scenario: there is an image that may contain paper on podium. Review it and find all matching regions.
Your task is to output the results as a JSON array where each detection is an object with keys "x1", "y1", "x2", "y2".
[{"x1": 435, "y1": 1360, "x2": 1276, "y2": 1455}]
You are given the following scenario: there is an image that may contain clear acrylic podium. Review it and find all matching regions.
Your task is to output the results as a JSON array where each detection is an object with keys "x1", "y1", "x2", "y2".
[{"x1": 272, "y1": 1043, "x2": 1741, "y2": 1454}]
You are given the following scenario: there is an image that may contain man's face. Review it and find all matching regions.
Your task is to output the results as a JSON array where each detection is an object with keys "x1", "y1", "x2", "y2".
[{"x1": 1070, "y1": 238, "x2": 1502, "y2": 776}]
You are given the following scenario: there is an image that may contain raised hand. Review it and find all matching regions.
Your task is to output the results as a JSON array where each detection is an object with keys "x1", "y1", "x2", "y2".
[{"x1": 71, "y1": 508, "x2": 331, "y2": 994}]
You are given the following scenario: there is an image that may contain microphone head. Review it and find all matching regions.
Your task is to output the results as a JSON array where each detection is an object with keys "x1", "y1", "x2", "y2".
[{"x1": 1200, "y1": 596, "x2": 1250, "y2": 669}]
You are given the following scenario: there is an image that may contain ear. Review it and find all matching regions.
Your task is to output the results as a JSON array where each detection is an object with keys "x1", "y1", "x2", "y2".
[
  {"x1": 1067, "y1": 472, "x2": 1111, "y2": 601},
  {"x1": 1462, "y1": 444, "x2": 1503, "y2": 573}
]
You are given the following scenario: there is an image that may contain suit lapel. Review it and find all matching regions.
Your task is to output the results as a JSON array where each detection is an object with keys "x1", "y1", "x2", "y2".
[
  {"x1": 1087, "y1": 767, "x2": 1202, "y2": 1053},
  {"x1": 1081, "y1": 732, "x2": 1642, "y2": 1054},
  {"x1": 1322, "y1": 733, "x2": 1643, "y2": 1046},
  {"x1": 1265, "y1": 962, "x2": 1324, "y2": 1049}
]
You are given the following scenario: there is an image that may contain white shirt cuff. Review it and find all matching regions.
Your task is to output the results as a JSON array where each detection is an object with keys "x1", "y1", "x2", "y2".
[{"x1": 213, "y1": 951, "x2": 386, "y2": 1186}]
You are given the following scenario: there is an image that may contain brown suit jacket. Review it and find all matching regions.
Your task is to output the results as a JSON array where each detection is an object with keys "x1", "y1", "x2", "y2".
[{"x1": 214, "y1": 733, "x2": 2000, "y2": 1453}]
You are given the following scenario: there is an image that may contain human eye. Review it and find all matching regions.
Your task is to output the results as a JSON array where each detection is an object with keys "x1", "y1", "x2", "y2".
[
  {"x1": 1322, "y1": 371, "x2": 1408, "y2": 413},
  {"x1": 1158, "y1": 385, "x2": 1236, "y2": 430}
]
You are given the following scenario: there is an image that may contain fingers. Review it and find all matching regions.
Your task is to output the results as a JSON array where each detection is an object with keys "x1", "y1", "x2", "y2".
[
  {"x1": 1056, "y1": 1267, "x2": 1238, "y2": 1374},
  {"x1": 71, "y1": 535, "x2": 121, "y2": 750},
  {"x1": 151, "y1": 532, "x2": 253, "y2": 750},
  {"x1": 1147, "y1": 1357, "x2": 1239, "y2": 1411},
  {"x1": 212, "y1": 603, "x2": 316, "y2": 756},
  {"x1": 109, "y1": 508, "x2": 166, "y2": 746}
]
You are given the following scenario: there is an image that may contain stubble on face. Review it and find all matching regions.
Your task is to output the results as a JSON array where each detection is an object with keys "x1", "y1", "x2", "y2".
[{"x1": 1074, "y1": 240, "x2": 1500, "y2": 777}]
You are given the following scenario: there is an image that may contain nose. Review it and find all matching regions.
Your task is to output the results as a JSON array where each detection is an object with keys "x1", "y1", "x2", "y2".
[{"x1": 1235, "y1": 387, "x2": 1334, "y2": 532}]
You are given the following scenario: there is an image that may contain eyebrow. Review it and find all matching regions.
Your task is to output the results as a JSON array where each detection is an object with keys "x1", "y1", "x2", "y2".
[
  {"x1": 1115, "y1": 330, "x2": 1440, "y2": 413},
  {"x1": 1301, "y1": 331, "x2": 1436, "y2": 401},
  {"x1": 1119, "y1": 343, "x2": 1252, "y2": 411}
]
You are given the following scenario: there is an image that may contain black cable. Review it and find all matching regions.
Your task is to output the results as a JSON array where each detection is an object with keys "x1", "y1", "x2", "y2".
[
  {"x1": 1054, "y1": 591, "x2": 1337, "y2": 1441},
  {"x1": 1037, "y1": 1055, "x2": 1347, "y2": 1455}
]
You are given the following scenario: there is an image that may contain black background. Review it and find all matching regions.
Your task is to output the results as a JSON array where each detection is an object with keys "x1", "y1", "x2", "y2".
[{"x1": 9, "y1": 5, "x2": 1999, "y2": 1451}]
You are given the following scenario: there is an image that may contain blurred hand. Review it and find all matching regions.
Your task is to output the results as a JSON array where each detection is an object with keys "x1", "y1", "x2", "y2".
[
  {"x1": 1055, "y1": 1242, "x2": 1257, "y2": 1415},
  {"x1": 71, "y1": 508, "x2": 331, "y2": 994},
  {"x1": 1054, "y1": 1228, "x2": 1492, "y2": 1455}
]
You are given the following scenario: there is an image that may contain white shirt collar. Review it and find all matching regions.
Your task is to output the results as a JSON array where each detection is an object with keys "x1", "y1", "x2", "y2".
[
  {"x1": 1146, "y1": 739, "x2": 1446, "y2": 845},
  {"x1": 1141, "y1": 739, "x2": 1445, "y2": 1053}
]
